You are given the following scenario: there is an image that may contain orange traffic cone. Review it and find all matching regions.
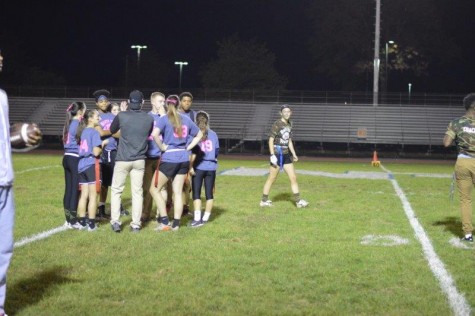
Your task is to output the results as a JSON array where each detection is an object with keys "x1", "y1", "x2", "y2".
[{"x1": 371, "y1": 150, "x2": 381, "y2": 167}]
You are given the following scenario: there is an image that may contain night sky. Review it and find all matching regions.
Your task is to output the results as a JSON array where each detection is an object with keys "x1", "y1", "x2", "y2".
[{"x1": 0, "y1": 0, "x2": 474, "y2": 93}]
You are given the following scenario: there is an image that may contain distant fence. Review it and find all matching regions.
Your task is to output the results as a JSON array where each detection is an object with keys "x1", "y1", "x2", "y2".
[{"x1": 2, "y1": 85, "x2": 465, "y2": 107}]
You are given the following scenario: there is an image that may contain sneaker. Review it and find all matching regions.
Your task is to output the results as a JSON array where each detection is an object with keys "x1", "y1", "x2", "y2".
[
  {"x1": 130, "y1": 226, "x2": 140, "y2": 233},
  {"x1": 190, "y1": 220, "x2": 203, "y2": 228},
  {"x1": 461, "y1": 235, "x2": 473, "y2": 242},
  {"x1": 296, "y1": 199, "x2": 309, "y2": 208},
  {"x1": 171, "y1": 225, "x2": 180, "y2": 231},
  {"x1": 63, "y1": 221, "x2": 72, "y2": 229},
  {"x1": 71, "y1": 222, "x2": 84, "y2": 230},
  {"x1": 87, "y1": 225, "x2": 97, "y2": 232},
  {"x1": 259, "y1": 200, "x2": 272, "y2": 207},
  {"x1": 111, "y1": 222, "x2": 121, "y2": 233},
  {"x1": 155, "y1": 222, "x2": 172, "y2": 231}
]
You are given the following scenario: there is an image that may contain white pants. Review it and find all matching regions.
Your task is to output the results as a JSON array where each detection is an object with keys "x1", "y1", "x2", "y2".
[
  {"x1": 0, "y1": 186, "x2": 14, "y2": 315},
  {"x1": 110, "y1": 160, "x2": 145, "y2": 229}
]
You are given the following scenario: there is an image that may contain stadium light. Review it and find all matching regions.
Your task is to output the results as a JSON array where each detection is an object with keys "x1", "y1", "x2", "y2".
[
  {"x1": 174, "y1": 61, "x2": 188, "y2": 91},
  {"x1": 131, "y1": 45, "x2": 147, "y2": 69},
  {"x1": 385, "y1": 40, "x2": 395, "y2": 93}
]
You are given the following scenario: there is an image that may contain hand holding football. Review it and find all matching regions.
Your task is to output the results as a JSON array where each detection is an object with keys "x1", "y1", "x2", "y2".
[{"x1": 10, "y1": 122, "x2": 42, "y2": 150}]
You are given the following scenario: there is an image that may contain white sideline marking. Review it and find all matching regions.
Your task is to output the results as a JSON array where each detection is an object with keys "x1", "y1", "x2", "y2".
[
  {"x1": 14, "y1": 225, "x2": 68, "y2": 248},
  {"x1": 16, "y1": 165, "x2": 59, "y2": 175},
  {"x1": 361, "y1": 234, "x2": 410, "y2": 246},
  {"x1": 384, "y1": 165, "x2": 471, "y2": 316}
]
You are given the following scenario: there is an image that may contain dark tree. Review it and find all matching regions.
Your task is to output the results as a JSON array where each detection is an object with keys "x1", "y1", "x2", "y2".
[{"x1": 201, "y1": 34, "x2": 288, "y2": 90}]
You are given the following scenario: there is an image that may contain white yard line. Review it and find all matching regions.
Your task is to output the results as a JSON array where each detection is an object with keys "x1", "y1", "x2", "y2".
[
  {"x1": 15, "y1": 165, "x2": 470, "y2": 315},
  {"x1": 14, "y1": 225, "x2": 68, "y2": 248},
  {"x1": 381, "y1": 164, "x2": 471, "y2": 316},
  {"x1": 15, "y1": 165, "x2": 60, "y2": 175}
]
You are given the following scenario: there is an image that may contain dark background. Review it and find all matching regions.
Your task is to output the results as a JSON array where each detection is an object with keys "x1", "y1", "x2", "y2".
[{"x1": 0, "y1": 0, "x2": 474, "y2": 93}]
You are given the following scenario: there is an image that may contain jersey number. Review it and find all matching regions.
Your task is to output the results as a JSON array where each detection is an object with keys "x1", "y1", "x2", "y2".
[
  {"x1": 200, "y1": 140, "x2": 213, "y2": 152},
  {"x1": 173, "y1": 125, "x2": 188, "y2": 138}
]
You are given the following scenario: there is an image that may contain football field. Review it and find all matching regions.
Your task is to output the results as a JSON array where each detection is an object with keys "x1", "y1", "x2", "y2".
[{"x1": 7, "y1": 153, "x2": 474, "y2": 315}]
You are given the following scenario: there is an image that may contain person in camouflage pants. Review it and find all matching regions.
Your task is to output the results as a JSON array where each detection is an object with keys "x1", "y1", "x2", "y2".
[{"x1": 444, "y1": 93, "x2": 475, "y2": 242}]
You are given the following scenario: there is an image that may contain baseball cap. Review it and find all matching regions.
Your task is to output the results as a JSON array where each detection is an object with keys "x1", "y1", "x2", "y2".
[{"x1": 129, "y1": 90, "x2": 144, "y2": 104}]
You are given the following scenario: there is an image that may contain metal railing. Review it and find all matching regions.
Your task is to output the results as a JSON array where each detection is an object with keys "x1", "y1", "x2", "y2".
[{"x1": 2, "y1": 85, "x2": 465, "y2": 107}]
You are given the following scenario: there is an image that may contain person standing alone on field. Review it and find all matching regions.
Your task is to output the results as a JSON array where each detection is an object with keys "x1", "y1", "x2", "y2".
[
  {"x1": 443, "y1": 93, "x2": 475, "y2": 242},
  {"x1": 260, "y1": 104, "x2": 309, "y2": 208}
]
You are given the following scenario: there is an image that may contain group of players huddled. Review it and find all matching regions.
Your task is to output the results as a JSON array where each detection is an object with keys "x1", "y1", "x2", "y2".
[{"x1": 62, "y1": 90, "x2": 219, "y2": 233}]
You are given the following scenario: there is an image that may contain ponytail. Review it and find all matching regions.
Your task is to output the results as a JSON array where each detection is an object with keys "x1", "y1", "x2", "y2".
[
  {"x1": 166, "y1": 95, "x2": 183, "y2": 137},
  {"x1": 63, "y1": 101, "x2": 86, "y2": 144},
  {"x1": 76, "y1": 109, "x2": 95, "y2": 143},
  {"x1": 195, "y1": 111, "x2": 210, "y2": 141}
]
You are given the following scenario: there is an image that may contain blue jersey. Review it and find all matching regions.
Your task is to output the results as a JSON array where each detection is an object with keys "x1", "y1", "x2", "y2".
[
  {"x1": 99, "y1": 112, "x2": 117, "y2": 151},
  {"x1": 78, "y1": 127, "x2": 102, "y2": 173},
  {"x1": 194, "y1": 129, "x2": 219, "y2": 171},
  {"x1": 146, "y1": 111, "x2": 162, "y2": 159},
  {"x1": 63, "y1": 119, "x2": 80, "y2": 155},
  {"x1": 157, "y1": 113, "x2": 199, "y2": 163},
  {"x1": 0, "y1": 89, "x2": 13, "y2": 186}
]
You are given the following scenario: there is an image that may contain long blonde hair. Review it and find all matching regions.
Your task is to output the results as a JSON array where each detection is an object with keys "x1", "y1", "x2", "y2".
[{"x1": 166, "y1": 95, "x2": 182, "y2": 137}]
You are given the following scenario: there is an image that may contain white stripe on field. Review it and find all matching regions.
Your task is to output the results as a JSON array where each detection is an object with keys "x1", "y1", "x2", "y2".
[
  {"x1": 383, "y1": 165, "x2": 471, "y2": 316},
  {"x1": 14, "y1": 225, "x2": 68, "y2": 248},
  {"x1": 16, "y1": 165, "x2": 60, "y2": 175}
]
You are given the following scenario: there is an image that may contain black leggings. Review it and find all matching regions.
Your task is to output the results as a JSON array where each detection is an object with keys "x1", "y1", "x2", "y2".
[
  {"x1": 62, "y1": 155, "x2": 79, "y2": 223},
  {"x1": 192, "y1": 170, "x2": 216, "y2": 200}
]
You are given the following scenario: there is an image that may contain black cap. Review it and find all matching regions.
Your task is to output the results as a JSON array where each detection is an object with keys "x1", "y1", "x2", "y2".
[
  {"x1": 280, "y1": 104, "x2": 291, "y2": 111},
  {"x1": 92, "y1": 89, "x2": 110, "y2": 101},
  {"x1": 129, "y1": 90, "x2": 144, "y2": 104},
  {"x1": 129, "y1": 90, "x2": 144, "y2": 110}
]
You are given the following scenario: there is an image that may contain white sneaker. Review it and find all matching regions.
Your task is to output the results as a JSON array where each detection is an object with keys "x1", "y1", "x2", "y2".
[
  {"x1": 259, "y1": 200, "x2": 273, "y2": 207},
  {"x1": 296, "y1": 199, "x2": 309, "y2": 208},
  {"x1": 155, "y1": 223, "x2": 172, "y2": 231},
  {"x1": 71, "y1": 222, "x2": 84, "y2": 230},
  {"x1": 63, "y1": 221, "x2": 72, "y2": 229}
]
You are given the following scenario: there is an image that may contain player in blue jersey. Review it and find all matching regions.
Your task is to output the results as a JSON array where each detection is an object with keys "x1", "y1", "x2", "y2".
[
  {"x1": 142, "y1": 92, "x2": 168, "y2": 222},
  {"x1": 62, "y1": 101, "x2": 86, "y2": 229},
  {"x1": 151, "y1": 95, "x2": 203, "y2": 231},
  {"x1": 189, "y1": 111, "x2": 219, "y2": 227},
  {"x1": 77, "y1": 109, "x2": 107, "y2": 231}
]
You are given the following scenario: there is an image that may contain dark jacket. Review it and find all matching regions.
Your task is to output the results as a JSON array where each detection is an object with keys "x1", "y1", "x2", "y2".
[{"x1": 110, "y1": 110, "x2": 153, "y2": 161}]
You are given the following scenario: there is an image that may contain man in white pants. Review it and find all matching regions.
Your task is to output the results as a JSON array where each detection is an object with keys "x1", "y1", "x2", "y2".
[{"x1": 109, "y1": 90, "x2": 153, "y2": 233}]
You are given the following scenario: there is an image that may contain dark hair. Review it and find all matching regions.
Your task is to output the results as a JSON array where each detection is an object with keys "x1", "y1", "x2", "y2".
[
  {"x1": 179, "y1": 91, "x2": 193, "y2": 101},
  {"x1": 63, "y1": 101, "x2": 86, "y2": 144},
  {"x1": 166, "y1": 95, "x2": 183, "y2": 137},
  {"x1": 463, "y1": 93, "x2": 475, "y2": 110},
  {"x1": 76, "y1": 109, "x2": 97, "y2": 143},
  {"x1": 195, "y1": 111, "x2": 209, "y2": 141}
]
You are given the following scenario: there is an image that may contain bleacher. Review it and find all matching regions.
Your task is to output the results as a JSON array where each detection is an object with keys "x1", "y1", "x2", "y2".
[{"x1": 8, "y1": 97, "x2": 465, "y2": 147}]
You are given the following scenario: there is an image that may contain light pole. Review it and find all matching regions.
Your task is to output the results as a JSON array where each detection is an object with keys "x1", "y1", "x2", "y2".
[
  {"x1": 131, "y1": 45, "x2": 147, "y2": 70},
  {"x1": 174, "y1": 61, "x2": 188, "y2": 91},
  {"x1": 385, "y1": 40, "x2": 395, "y2": 94}
]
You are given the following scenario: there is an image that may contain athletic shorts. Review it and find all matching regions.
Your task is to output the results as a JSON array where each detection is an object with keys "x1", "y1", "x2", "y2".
[
  {"x1": 101, "y1": 150, "x2": 117, "y2": 186},
  {"x1": 270, "y1": 153, "x2": 293, "y2": 167},
  {"x1": 159, "y1": 161, "x2": 189, "y2": 179},
  {"x1": 79, "y1": 164, "x2": 101, "y2": 185}
]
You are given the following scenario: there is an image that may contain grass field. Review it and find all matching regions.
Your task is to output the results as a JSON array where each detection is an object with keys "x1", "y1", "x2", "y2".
[{"x1": 6, "y1": 153, "x2": 475, "y2": 315}]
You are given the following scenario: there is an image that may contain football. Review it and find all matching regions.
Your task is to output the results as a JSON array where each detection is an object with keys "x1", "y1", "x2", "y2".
[{"x1": 10, "y1": 122, "x2": 42, "y2": 151}]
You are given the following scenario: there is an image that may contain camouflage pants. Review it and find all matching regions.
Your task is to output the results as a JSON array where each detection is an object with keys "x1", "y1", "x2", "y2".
[{"x1": 455, "y1": 157, "x2": 475, "y2": 234}]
